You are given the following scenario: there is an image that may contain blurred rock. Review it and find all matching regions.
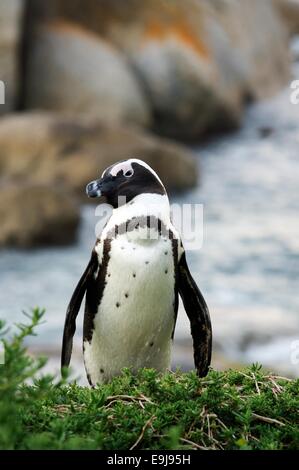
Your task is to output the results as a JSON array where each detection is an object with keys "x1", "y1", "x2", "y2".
[
  {"x1": 25, "y1": 0, "x2": 290, "y2": 140},
  {"x1": 24, "y1": 21, "x2": 150, "y2": 127},
  {"x1": 207, "y1": 0, "x2": 290, "y2": 99},
  {"x1": 0, "y1": 182, "x2": 79, "y2": 247},
  {"x1": 0, "y1": 0, "x2": 24, "y2": 113},
  {"x1": 275, "y1": 0, "x2": 299, "y2": 35},
  {"x1": 0, "y1": 112, "x2": 198, "y2": 198}
]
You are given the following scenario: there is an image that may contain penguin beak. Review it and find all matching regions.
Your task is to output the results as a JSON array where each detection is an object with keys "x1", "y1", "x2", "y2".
[
  {"x1": 86, "y1": 175, "x2": 116, "y2": 199},
  {"x1": 86, "y1": 179, "x2": 102, "y2": 198}
]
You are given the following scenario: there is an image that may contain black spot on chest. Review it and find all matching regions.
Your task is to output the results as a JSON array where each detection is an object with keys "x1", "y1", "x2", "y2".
[{"x1": 83, "y1": 217, "x2": 179, "y2": 344}]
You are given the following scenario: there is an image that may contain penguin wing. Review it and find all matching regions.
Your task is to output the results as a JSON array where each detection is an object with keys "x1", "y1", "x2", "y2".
[
  {"x1": 61, "y1": 250, "x2": 98, "y2": 369},
  {"x1": 178, "y1": 252, "x2": 212, "y2": 377}
]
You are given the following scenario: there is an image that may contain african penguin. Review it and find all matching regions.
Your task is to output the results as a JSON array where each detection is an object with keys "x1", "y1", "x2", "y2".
[{"x1": 61, "y1": 159, "x2": 212, "y2": 386}]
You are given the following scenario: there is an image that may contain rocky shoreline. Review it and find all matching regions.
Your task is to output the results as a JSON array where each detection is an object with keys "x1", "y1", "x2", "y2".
[
  {"x1": 0, "y1": 113, "x2": 197, "y2": 246},
  {"x1": 0, "y1": 0, "x2": 296, "y2": 246}
]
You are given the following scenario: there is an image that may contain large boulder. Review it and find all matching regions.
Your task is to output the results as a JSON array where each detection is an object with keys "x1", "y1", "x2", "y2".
[
  {"x1": 0, "y1": 0, "x2": 24, "y2": 113},
  {"x1": 24, "y1": 21, "x2": 150, "y2": 127},
  {"x1": 274, "y1": 0, "x2": 299, "y2": 35},
  {"x1": 25, "y1": 0, "x2": 290, "y2": 140},
  {"x1": 204, "y1": 0, "x2": 290, "y2": 100},
  {"x1": 0, "y1": 112, "x2": 198, "y2": 197},
  {"x1": 0, "y1": 182, "x2": 79, "y2": 247}
]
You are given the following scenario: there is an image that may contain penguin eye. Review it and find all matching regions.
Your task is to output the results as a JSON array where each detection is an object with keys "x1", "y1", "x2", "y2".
[{"x1": 124, "y1": 169, "x2": 134, "y2": 178}]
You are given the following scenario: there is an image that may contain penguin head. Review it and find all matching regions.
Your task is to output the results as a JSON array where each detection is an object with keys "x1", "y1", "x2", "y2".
[{"x1": 86, "y1": 159, "x2": 166, "y2": 208}]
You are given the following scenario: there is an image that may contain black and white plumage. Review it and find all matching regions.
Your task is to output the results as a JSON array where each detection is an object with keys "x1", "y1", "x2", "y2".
[{"x1": 61, "y1": 159, "x2": 212, "y2": 386}]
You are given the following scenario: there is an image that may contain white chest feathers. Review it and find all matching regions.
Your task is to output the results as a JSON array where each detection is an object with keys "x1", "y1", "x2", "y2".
[{"x1": 83, "y1": 194, "x2": 182, "y2": 385}]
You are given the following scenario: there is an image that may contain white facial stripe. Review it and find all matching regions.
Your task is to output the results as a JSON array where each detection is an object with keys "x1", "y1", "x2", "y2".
[
  {"x1": 109, "y1": 161, "x2": 134, "y2": 177},
  {"x1": 102, "y1": 158, "x2": 165, "y2": 189}
]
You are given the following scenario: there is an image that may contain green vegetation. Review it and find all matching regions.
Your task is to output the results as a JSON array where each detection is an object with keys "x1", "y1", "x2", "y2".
[{"x1": 0, "y1": 309, "x2": 298, "y2": 450}]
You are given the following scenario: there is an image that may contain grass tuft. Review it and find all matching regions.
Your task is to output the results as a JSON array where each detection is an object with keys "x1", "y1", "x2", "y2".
[{"x1": 0, "y1": 309, "x2": 298, "y2": 450}]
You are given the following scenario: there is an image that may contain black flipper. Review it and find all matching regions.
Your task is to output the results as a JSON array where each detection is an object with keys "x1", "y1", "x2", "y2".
[
  {"x1": 61, "y1": 250, "x2": 98, "y2": 370},
  {"x1": 178, "y1": 252, "x2": 212, "y2": 377}
]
